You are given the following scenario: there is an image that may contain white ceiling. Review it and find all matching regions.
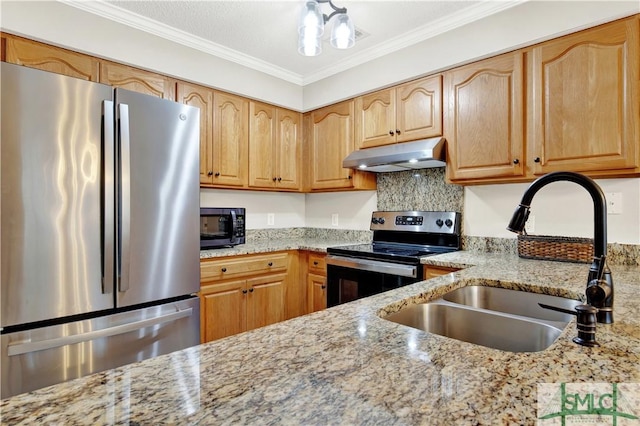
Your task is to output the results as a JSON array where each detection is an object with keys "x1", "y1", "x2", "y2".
[{"x1": 69, "y1": 0, "x2": 527, "y2": 86}]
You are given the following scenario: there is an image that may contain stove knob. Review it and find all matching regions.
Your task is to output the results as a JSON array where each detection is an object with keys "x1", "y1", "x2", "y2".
[
  {"x1": 378, "y1": 218, "x2": 385, "y2": 224},
  {"x1": 435, "y1": 219, "x2": 444, "y2": 227},
  {"x1": 445, "y1": 219, "x2": 453, "y2": 227},
  {"x1": 371, "y1": 218, "x2": 379, "y2": 224}
]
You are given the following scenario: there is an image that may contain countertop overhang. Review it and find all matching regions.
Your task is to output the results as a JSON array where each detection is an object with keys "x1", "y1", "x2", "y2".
[{"x1": 2, "y1": 251, "x2": 639, "y2": 424}]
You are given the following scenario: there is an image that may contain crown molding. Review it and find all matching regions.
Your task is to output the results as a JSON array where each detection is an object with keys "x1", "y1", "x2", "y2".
[
  {"x1": 60, "y1": 0, "x2": 526, "y2": 87},
  {"x1": 59, "y1": 0, "x2": 305, "y2": 85},
  {"x1": 301, "y1": 0, "x2": 528, "y2": 85}
]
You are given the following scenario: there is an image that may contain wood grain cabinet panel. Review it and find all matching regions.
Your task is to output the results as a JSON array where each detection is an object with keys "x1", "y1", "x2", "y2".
[
  {"x1": 100, "y1": 61, "x2": 175, "y2": 99},
  {"x1": 307, "y1": 273, "x2": 327, "y2": 313},
  {"x1": 200, "y1": 279, "x2": 247, "y2": 343},
  {"x1": 528, "y1": 17, "x2": 640, "y2": 176},
  {"x1": 308, "y1": 100, "x2": 376, "y2": 191},
  {"x1": 445, "y1": 51, "x2": 525, "y2": 182},
  {"x1": 212, "y1": 92, "x2": 249, "y2": 187},
  {"x1": 249, "y1": 102, "x2": 301, "y2": 190},
  {"x1": 4, "y1": 34, "x2": 99, "y2": 81},
  {"x1": 355, "y1": 75, "x2": 442, "y2": 149}
]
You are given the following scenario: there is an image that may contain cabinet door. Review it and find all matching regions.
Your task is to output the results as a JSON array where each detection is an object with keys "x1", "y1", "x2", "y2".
[
  {"x1": 4, "y1": 35, "x2": 99, "y2": 81},
  {"x1": 445, "y1": 51, "x2": 525, "y2": 181},
  {"x1": 310, "y1": 100, "x2": 356, "y2": 190},
  {"x1": 212, "y1": 92, "x2": 249, "y2": 187},
  {"x1": 177, "y1": 82, "x2": 215, "y2": 185},
  {"x1": 249, "y1": 101, "x2": 277, "y2": 189},
  {"x1": 276, "y1": 108, "x2": 302, "y2": 190},
  {"x1": 529, "y1": 18, "x2": 639, "y2": 175},
  {"x1": 246, "y1": 274, "x2": 286, "y2": 331},
  {"x1": 307, "y1": 273, "x2": 327, "y2": 313},
  {"x1": 396, "y1": 75, "x2": 442, "y2": 142},
  {"x1": 200, "y1": 280, "x2": 247, "y2": 343},
  {"x1": 355, "y1": 89, "x2": 396, "y2": 149},
  {"x1": 100, "y1": 61, "x2": 175, "y2": 100}
]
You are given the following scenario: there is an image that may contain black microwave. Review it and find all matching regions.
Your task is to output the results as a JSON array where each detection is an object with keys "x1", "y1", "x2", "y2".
[{"x1": 200, "y1": 208, "x2": 246, "y2": 249}]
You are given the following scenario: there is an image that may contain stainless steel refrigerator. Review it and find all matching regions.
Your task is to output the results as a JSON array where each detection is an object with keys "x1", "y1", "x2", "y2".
[{"x1": 1, "y1": 62, "x2": 201, "y2": 399}]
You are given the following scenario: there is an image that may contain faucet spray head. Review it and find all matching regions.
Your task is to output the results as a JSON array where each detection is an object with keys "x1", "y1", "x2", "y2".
[{"x1": 507, "y1": 204, "x2": 530, "y2": 234}]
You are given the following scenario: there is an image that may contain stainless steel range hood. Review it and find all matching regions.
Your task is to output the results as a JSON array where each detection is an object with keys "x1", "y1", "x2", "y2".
[{"x1": 342, "y1": 137, "x2": 446, "y2": 173}]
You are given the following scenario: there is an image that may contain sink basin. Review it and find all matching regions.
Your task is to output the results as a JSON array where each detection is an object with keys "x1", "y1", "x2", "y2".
[
  {"x1": 442, "y1": 286, "x2": 582, "y2": 325},
  {"x1": 382, "y1": 285, "x2": 583, "y2": 352},
  {"x1": 384, "y1": 302, "x2": 564, "y2": 352}
]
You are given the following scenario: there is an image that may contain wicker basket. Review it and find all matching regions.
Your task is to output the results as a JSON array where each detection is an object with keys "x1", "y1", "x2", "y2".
[{"x1": 517, "y1": 234, "x2": 594, "y2": 264}]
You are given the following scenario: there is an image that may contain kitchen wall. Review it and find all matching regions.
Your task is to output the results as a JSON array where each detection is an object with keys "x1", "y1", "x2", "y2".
[{"x1": 200, "y1": 188, "x2": 376, "y2": 230}]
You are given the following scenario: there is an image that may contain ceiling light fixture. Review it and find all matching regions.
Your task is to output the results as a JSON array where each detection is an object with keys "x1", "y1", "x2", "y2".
[{"x1": 298, "y1": 0, "x2": 355, "y2": 57}]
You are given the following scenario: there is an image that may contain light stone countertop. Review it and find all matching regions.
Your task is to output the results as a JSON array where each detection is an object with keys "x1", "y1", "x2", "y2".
[
  {"x1": 199, "y1": 238, "x2": 351, "y2": 258},
  {"x1": 2, "y1": 252, "x2": 639, "y2": 424}
]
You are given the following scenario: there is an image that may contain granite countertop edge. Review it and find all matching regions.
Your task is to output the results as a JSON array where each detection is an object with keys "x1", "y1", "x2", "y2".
[{"x1": 2, "y1": 251, "x2": 639, "y2": 424}]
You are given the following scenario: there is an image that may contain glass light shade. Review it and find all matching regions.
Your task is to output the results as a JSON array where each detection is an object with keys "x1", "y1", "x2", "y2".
[
  {"x1": 298, "y1": 33, "x2": 322, "y2": 56},
  {"x1": 298, "y1": 0, "x2": 324, "y2": 38},
  {"x1": 330, "y1": 13, "x2": 355, "y2": 49}
]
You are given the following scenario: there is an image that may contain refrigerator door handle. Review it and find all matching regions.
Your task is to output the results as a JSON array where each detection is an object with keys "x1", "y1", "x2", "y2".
[
  {"x1": 118, "y1": 103, "x2": 132, "y2": 293},
  {"x1": 102, "y1": 100, "x2": 115, "y2": 295},
  {"x1": 7, "y1": 307, "x2": 194, "y2": 357}
]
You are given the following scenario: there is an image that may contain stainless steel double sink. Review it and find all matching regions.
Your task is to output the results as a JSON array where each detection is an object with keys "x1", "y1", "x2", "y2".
[{"x1": 383, "y1": 285, "x2": 582, "y2": 352}]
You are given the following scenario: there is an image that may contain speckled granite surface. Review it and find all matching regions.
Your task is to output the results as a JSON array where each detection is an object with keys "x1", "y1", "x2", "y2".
[{"x1": 2, "y1": 253, "x2": 639, "y2": 424}]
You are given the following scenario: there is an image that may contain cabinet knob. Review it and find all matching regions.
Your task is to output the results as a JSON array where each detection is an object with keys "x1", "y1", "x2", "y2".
[
  {"x1": 221, "y1": 267, "x2": 227, "y2": 273},
  {"x1": 273, "y1": 177, "x2": 277, "y2": 181},
  {"x1": 268, "y1": 262, "x2": 273, "y2": 267},
  {"x1": 513, "y1": 159, "x2": 520, "y2": 165},
  {"x1": 313, "y1": 261, "x2": 319, "y2": 265},
  {"x1": 214, "y1": 172, "x2": 220, "y2": 177},
  {"x1": 242, "y1": 289, "x2": 248, "y2": 294},
  {"x1": 396, "y1": 129, "x2": 401, "y2": 135},
  {"x1": 249, "y1": 288, "x2": 254, "y2": 293},
  {"x1": 534, "y1": 157, "x2": 541, "y2": 163},
  {"x1": 347, "y1": 175, "x2": 352, "y2": 180},
  {"x1": 207, "y1": 171, "x2": 213, "y2": 176},
  {"x1": 321, "y1": 285, "x2": 326, "y2": 289},
  {"x1": 277, "y1": 177, "x2": 282, "y2": 182},
  {"x1": 389, "y1": 130, "x2": 394, "y2": 136}
]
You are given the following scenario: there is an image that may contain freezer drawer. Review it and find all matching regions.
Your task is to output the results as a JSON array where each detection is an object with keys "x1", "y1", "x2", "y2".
[{"x1": 1, "y1": 297, "x2": 200, "y2": 399}]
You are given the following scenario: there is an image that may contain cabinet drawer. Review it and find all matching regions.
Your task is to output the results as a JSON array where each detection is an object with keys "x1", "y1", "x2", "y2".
[
  {"x1": 308, "y1": 253, "x2": 326, "y2": 275},
  {"x1": 201, "y1": 252, "x2": 288, "y2": 282}
]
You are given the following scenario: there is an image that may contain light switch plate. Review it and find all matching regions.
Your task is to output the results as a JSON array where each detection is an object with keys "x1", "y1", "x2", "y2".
[
  {"x1": 331, "y1": 213, "x2": 339, "y2": 227},
  {"x1": 267, "y1": 213, "x2": 275, "y2": 226}
]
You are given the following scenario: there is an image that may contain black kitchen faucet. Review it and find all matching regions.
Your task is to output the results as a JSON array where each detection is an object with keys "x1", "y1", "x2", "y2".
[{"x1": 507, "y1": 171, "x2": 614, "y2": 324}]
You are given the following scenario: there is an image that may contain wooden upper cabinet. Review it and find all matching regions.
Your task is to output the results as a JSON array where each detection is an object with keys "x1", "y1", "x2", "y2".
[
  {"x1": 249, "y1": 101, "x2": 277, "y2": 188},
  {"x1": 4, "y1": 35, "x2": 99, "y2": 81},
  {"x1": 396, "y1": 75, "x2": 442, "y2": 142},
  {"x1": 177, "y1": 82, "x2": 215, "y2": 185},
  {"x1": 211, "y1": 92, "x2": 249, "y2": 187},
  {"x1": 100, "y1": 61, "x2": 175, "y2": 100},
  {"x1": 248, "y1": 102, "x2": 301, "y2": 190},
  {"x1": 355, "y1": 89, "x2": 396, "y2": 148},
  {"x1": 309, "y1": 100, "x2": 375, "y2": 191},
  {"x1": 528, "y1": 17, "x2": 639, "y2": 176},
  {"x1": 445, "y1": 51, "x2": 525, "y2": 182},
  {"x1": 276, "y1": 108, "x2": 302, "y2": 190},
  {"x1": 355, "y1": 75, "x2": 442, "y2": 149}
]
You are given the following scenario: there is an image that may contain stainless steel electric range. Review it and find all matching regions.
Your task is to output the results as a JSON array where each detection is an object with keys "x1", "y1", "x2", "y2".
[{"x1": 326, "y1": 211, "x2": 462, "y2": 307}]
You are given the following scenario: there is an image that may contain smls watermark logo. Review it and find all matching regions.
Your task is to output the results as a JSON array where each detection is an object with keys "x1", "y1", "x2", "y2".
[{"x1": 538, "y1": 382, "x2": 640, "y2": 425}]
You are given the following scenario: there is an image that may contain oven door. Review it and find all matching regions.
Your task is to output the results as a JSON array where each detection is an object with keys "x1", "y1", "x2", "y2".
[{"x1": 325, "y1": 255, "x2": 422, "y2": 307}]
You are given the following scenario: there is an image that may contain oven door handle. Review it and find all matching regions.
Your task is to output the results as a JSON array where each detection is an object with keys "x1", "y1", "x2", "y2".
[{"x1": 325, "y1": 255, "x2": 417, "y2": 278}]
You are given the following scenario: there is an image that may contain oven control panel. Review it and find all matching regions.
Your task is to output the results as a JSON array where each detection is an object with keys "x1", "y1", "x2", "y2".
[{"x1": 370, "y1": 211, "x2": 460, "y2": 234}]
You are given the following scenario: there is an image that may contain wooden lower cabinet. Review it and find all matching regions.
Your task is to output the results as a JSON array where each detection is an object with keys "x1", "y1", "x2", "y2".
[
  {"x1": 199, "y1": 251, "x2": 302, "y2": 343},
  {"x1": 306, "y1": 252, "x2": 327, "y2": 313},
  {"x1": 307, "y1": 273, "x2": 327, "y2": 313},
  {"x1": 423, "y1": 265, "x2": 461, "y2": 280}
]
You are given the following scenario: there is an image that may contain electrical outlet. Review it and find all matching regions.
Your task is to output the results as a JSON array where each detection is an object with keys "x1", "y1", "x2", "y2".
[
  {"x1": 267, "y1": 213, "x2": 275, "y2": 226},
  {"x1": 331, "y1": 213, "x2": 339, "y2": 227},
  {"x1": 525, "y1": 214, "x2": 535, "y2": 234},
  {"x1": 606, "y1": 192, "x2": 622, "y2": 215}
]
